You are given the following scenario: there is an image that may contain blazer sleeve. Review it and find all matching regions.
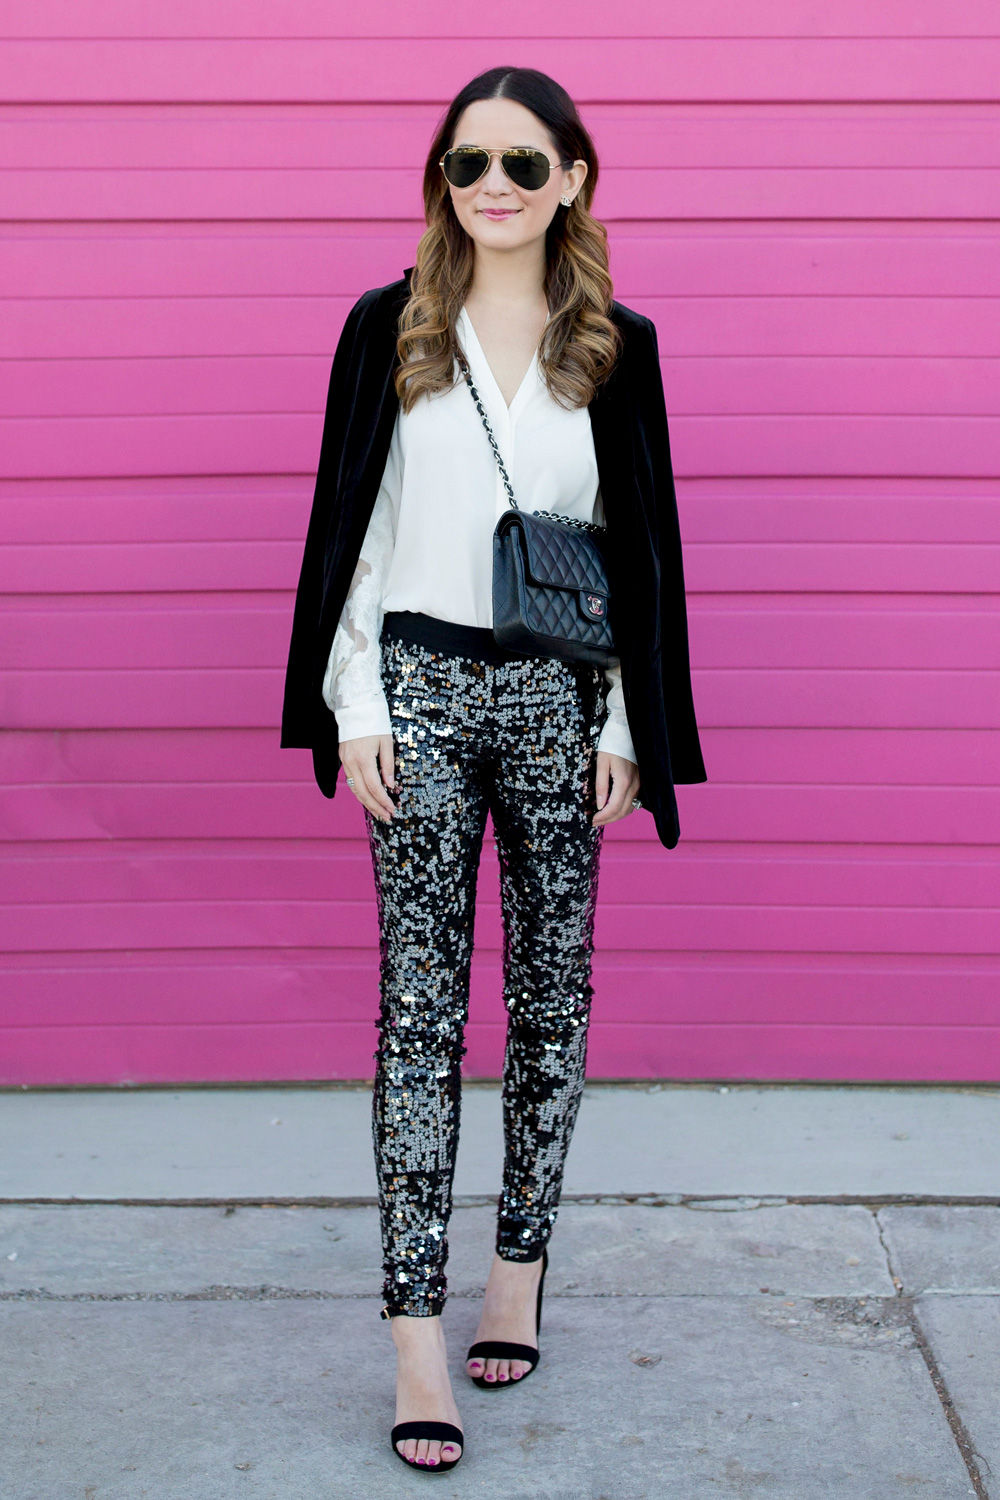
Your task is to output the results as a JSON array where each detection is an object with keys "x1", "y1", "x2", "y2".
[
  {"x1": 638, "y1": 315, "x2": 707, "y2": 785},
  {"x1": 280, "y1": 289, "x2": 376, "y2": 756}
]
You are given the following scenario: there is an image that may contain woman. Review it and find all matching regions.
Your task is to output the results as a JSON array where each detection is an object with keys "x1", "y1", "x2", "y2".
[{"x1": 281, "y1": 65, "x2": 705, "y2": 1473}]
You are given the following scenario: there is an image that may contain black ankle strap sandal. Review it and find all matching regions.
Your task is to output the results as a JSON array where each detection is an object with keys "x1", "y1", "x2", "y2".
[
  {"x1": 466, "y1": 1246, "x2": 548, "y2": 1389},
  {"x1": 390, "y1": 1420, "x2": 464, "y2": 1473}
]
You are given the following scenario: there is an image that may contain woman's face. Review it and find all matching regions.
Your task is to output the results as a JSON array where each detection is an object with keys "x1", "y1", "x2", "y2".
[{"x1": 444, "y1": 97, "x2": 588, "y2": 255}]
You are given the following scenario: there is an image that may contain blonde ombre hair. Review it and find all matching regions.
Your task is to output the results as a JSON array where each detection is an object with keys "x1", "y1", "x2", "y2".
[{"x1": 394, "y1": 66, "x2": 622, "y2": 415}]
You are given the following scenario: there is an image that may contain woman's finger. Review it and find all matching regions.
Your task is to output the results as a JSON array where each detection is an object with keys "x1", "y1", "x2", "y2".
[
  {"x1": 356, "y1": 755, "x2": 395, "y2": 820},
  {"x1": 342, "y1": 761, "x2": 387, "y2": 821},
  {"x1": 378, "y1": 733, "x2": 396, "y2": 791},
  {"x1": 594, "y1": 781, "x2": 629, "y2": 824},
  {"x1": 593, "y1": 755, "x2": 617, "y2": 825},
  {"x1": 593, "y1": 752, "x2": 611, "y2": 824}
]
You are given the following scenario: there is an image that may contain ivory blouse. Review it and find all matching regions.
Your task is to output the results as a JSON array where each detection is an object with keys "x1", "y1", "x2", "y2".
[{"x1": 322, "y1": 305, "x2": 636, "y2": 764}]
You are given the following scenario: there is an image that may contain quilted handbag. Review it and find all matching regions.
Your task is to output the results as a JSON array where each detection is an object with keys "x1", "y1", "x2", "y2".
[{"x1": 459, "y1": 353, "x2": 617, "y2": 669}]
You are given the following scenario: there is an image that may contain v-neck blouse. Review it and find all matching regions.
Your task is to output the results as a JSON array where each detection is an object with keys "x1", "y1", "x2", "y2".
[{"x1": 322, "y1": 304, "x2": 635, "y2": 763}]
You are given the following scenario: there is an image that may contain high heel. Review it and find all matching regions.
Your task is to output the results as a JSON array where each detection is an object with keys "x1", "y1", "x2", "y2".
[
  {"x1": 390, "y1": 1422, "x2": 464, "y2": 1474},
  {"x1": 466, "y1": 1245, "x2": 548, "y2": 1389}
]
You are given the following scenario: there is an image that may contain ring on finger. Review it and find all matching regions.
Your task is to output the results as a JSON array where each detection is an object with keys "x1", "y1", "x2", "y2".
[{"x1": 345, "y1": 776, "x2": 356, "y2": 788}]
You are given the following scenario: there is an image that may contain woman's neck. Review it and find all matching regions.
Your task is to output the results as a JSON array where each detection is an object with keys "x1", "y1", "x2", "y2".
[{"x1": 465, "y1": 242, "x2": 548, "y2": 314}]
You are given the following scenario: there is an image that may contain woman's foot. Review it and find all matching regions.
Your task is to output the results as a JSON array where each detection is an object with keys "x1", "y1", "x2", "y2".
[
  {"x1": 465, "y1": 1251, "x2": 546, "y2": 1385},
  {"x1": 391, "y1": 1313, "x2": 464, "y2": 1468}
]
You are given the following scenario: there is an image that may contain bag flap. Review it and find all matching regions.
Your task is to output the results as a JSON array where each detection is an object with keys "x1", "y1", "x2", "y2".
[{"x1": 513, "y1": 512, "x2": 609, "y2": 594}]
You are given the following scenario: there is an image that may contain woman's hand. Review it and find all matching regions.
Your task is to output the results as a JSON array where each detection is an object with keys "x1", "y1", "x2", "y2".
[
  {"x1": 592, "y1": 752, "x2": 641, "y2": 827},
  {"x1": 339, "y1": 734, "x2": 397, "y2": 822}
]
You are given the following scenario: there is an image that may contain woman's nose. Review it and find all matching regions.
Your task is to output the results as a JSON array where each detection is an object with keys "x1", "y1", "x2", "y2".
[{"x1": 482, "y1": 156, "x2": 512, "y2": 193}]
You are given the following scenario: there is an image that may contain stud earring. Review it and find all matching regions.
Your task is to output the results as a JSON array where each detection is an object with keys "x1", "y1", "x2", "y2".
[{"x1": 560, "y1": 195, "x2": 572, "y2": 207}]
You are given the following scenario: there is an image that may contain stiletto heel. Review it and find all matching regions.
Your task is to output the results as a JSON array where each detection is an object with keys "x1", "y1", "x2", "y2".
[
  {"x1": 390, "y1": 1422, "x2": 464, "y2": 1474},
  {"x1": 466, "y1": 1245, "x2": 548, "y2": 1389}
]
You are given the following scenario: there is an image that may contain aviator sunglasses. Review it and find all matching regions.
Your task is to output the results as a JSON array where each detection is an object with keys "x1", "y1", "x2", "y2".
[{"x1": 439, "y1": 145, "x2": 575, "y2": 192}]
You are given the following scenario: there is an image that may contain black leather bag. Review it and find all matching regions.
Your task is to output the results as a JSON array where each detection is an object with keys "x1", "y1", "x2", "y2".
[{"x1": 459, "y1": 354, "x2": 617, "y2": 669}]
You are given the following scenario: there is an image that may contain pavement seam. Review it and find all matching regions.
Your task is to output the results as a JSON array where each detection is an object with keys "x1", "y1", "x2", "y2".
[
  {"x1": 4, "y1": 1080, "x2": 999, "y2": 1092},
  {"x1": 6, "y1": 1192, "x2": 1000, "y2": 1208},
  {"x1": 903, "y1": 1296, "x2": 992, "y2": 1500},
  {"x1": 0, "y1": 1289, "x2": 920, "y2": 1304}
]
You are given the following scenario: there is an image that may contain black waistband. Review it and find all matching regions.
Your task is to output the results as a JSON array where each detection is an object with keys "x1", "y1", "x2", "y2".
[{"x1": 381, "y1": 611, "x2": 535, "y2": 666}]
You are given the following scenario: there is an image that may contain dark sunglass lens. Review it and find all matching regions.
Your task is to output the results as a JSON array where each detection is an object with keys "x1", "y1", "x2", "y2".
[
  {"x1": 444, "y1": 148, "x2": 489, "y2": 187},
  {"x1": 503, "y1": 150, "x2": 551, "y2": 190}
]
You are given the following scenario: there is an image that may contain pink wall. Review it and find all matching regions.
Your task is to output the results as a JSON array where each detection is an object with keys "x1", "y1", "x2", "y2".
[{"x1": 2, "y1": 2, "x2": 998, "y2": 1085}]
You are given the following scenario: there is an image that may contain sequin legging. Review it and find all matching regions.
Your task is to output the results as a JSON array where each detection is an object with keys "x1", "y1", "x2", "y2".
[{"x1": 364, "y1": 633, "x2": 607, "y2": 1319}]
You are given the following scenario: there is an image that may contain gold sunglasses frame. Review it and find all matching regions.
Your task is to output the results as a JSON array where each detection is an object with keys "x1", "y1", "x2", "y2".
[{"x1": 438, "y1": 145, "x2": 575, "y2": 191}]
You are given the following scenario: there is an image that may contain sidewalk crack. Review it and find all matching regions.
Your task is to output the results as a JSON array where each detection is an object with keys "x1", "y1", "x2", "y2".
[
  {"x1": 904, "y1": 1296, "x2": 992, "y2": 1499},
  {"x1": 871, "y1": 1206, "x2": 904, "y2": 1295}
]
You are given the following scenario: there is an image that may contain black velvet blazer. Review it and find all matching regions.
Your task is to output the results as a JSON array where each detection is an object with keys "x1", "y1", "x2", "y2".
[{"x1": 281, "y1": 266, "x2": 706, "y2": 849}]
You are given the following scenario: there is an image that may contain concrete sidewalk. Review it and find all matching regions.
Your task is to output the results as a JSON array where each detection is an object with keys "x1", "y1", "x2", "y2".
[{"x1": 3, "y1": 1083, "x2": 998, "y2": 1497}]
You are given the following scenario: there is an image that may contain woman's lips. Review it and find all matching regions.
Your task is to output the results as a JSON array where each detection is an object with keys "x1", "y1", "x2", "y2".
[{"x1": 480, "y1": 209, "x2": 520, "y2": 218}]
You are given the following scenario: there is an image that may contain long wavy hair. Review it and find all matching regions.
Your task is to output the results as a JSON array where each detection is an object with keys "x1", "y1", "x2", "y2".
[{"x1": 394, "y1": 66, "x2": 622, "y2": 414}]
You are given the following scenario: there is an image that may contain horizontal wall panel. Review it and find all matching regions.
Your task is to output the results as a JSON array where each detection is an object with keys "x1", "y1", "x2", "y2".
[
  {"x1": 6, "y1": 111, "x2": 1000, "y2": 174},
  {"x1": 575, "y1": 1025, "x2": 1000, "y2": 1087},
  {"x1": 5, "y1": 842, "x2": 999, "y2": 910},
  {"x1": 690, "y1": 671, "x2": 1000, "y2": 729},
  {"x1": 0, "y1": 414, "x2": 319, "y2": 481},
  {"x1": 0, "y1": 486, "x2": 309, "y2": 541},
  {"x1": 695, "y1": 729, "x2": 1000, "y2": 785},
  {"x1": 5, "y1": 728, "x2": 999, "y2": 789},
  {"x1": 2, "y1": 541, "x2": 302, "y2": 591},
  {"x1": 1, "y1": 1022, "x2": 998, "y2": 1089},
  {"x1": 2, "y1": 355, "x2": 996, "y2": 421},
  {"x1": 5, "y1": 540, "x2": 1000, "y2": 595},
  {"x1": 682, "y1": 494, "x2": 1000, "y2": 542},
  {"x1": 7, "y1": 165, "x2": 999, "y2": 223},
  {"x1": 4, "y1": 950, "x2": 998, "y2": 1027},
  {"x1": 5, "y1": 2, "x2": 997, "y2": 41},
  {"x1": 4, "y1": 782, "x2": 1000, "y2": 845},
  {"x1": 689, "y1": 612, "x2": 1000, "y2": 669},
  {"x1": 684, "y1": 544, "x2": 1000, "y2": 592},
  {"x1": 3, "y1": 40, "x2": 1000, "y2": 105},
  {"x1": 6, "y1": 296, "x2": 997, "y2": 361},
  {"x1": 6, "y1": 666, "x2": 1000, "y2": 732},
  {"x1": 3, "y1": 412, "x2": 998, "y2": 481},
  {"x1": 4, "y1": 479, "x2": 1000, "y2": 543},
  {"x1": 7, "y1": 606, "x2": 1000, "y2": 671},
  {"x1": 2, "y1": 894, "x2": 997, "y2": 957},
  {"x1": 3, "y1": 228, "x2": 997, "y2": 299}
]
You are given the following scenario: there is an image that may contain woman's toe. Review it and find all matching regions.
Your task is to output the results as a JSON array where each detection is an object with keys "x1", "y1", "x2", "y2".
[
  {"x1": 496, "y1": 1359, "x2": 510, "y2": 1382},
  {"x1": 484, "y1": 1357, "x2": 499, "y2": 1382}
]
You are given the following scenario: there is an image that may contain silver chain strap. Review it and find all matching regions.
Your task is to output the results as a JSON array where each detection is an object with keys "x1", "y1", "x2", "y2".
[{"x1": 457, "y1": 352, "x2": 604, "y2": 535}]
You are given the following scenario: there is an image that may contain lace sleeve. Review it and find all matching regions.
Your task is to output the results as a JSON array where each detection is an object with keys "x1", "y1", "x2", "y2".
[{"x1": 321, "y1": 438, "x2": 399, "y2": 742}]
